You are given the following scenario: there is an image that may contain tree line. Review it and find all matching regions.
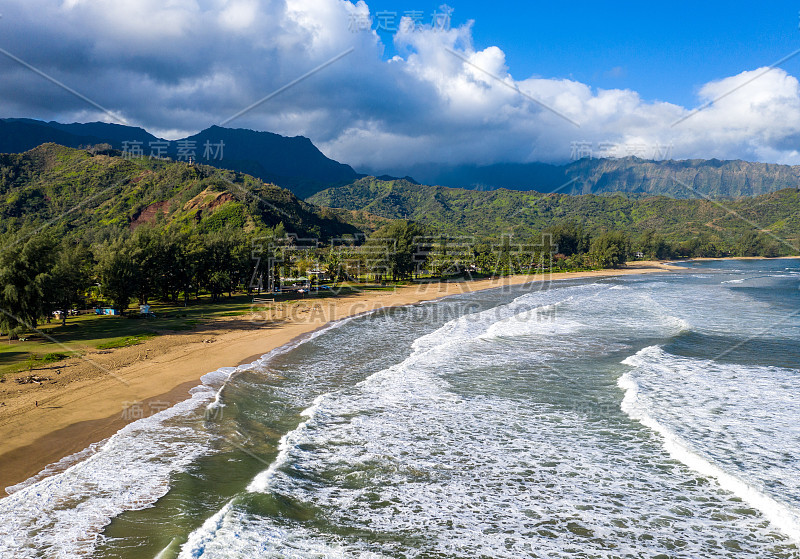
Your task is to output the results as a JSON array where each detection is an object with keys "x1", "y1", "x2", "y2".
[
  {"x1": 0, "y1": 218, "x2": 784, "y2": 338},
  {"x1": 0, "y1": 225, "x2": 278, "y2": 338}
]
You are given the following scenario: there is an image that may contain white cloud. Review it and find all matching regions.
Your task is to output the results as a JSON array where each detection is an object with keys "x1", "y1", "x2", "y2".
[{"x1": 1, "y1": 0, "x2": 800, "y2": 171}]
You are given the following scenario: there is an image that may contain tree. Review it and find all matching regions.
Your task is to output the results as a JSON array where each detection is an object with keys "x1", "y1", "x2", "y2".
[
  {"x1": 129, "y1": 226, "x2": 162, "y2": 305},
  {"x1": 366, "y1": 221, "x2": 427, "y2": 281},
  {"x1": 635, "y1": 230, "x2": 673, "y2": 260},
  {"x1": 472, "y1": 242, "x2": 496, "y2": 275},
  {"x1": 162, "y1": 230, "x2": 194, "y2": 304},
  {"x1": 229, "y1": 231, "x2": 255, "y2": 296},
  {"x1": 734, "y1": 232, "x2": 783, "y2": 258},
  {"x1": 735, "y1": 231, "x2": 779, "y2": 257},
  {"x1": 590, "y1": 231, "x2": 629, "y2": 269},
  {"x1": 45, "y1": 241, "x2": 92, "y2": 326},
  {"x1": 97, "y1": 239, "x2": 137, "y2": 313},
  {"x1": 428, "y1": 236, "x2": 463, "y2": 278},
  {"x1": 196, "y1": 231, "x2": 237, "y2": 302},
  {"x1": 676, "y1": 234, "x2": 724, "y2": 258},
  {"x1": 545, "y1": 221, "x2": 590, "y2": 256},
  {"x1": 207, "y1": 270, "x2": 232, "y2": 301},
  {"x1": 0, "y1": 234, "x2": 55, "y2": 338},
  {"x1": 323, "y1": 247, "x2": 346, "y2": 286}
]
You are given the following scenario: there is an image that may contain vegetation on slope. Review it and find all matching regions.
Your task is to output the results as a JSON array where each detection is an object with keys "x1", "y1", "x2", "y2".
[
  {"x1": 1, "y1": 145, "x2": 797, "y2": 352},
  {"x1": 0, "y1": 143, "x2": 360, "y2": 241},
  {"x1": 309, "y1": 177, "x2": 800, "y2": 256},
  {"x1": 0, "y1": 120, "x2": 360, "y2": 198}
]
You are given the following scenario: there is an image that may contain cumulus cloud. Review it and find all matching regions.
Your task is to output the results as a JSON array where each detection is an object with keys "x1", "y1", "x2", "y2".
[{"x1": 0, "y1": 0, "x2": 799, "y2": 171}]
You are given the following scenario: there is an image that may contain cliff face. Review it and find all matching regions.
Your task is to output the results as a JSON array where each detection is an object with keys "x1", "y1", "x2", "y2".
[
  {"x1": 565, "y1": 158, "x2": 800, "y2": 198},
  {"x1": 404, "y1": 157, "x2": 800, "y2": 199}
]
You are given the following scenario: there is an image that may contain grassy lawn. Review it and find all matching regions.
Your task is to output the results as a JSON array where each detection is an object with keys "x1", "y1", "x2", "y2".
[
  {"x1": 0, "y1": 284, "x2": 391, "y2": 378},
  {"x1": 0, "y1": 294, "x2": 263, "y2": 377}
]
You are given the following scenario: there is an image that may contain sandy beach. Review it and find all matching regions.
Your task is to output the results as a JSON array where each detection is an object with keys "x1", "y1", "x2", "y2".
[{"x1": 0, "y1": 262, "x2": 680, "y2": 495}]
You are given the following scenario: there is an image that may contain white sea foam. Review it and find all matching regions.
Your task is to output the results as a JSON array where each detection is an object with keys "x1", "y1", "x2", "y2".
[
  {"x1": 620, "y1": 346, "x2": 800, "y2": 543},
  {"x1": 247, "y1": 395, "x2": 325, "y2": 493},
  {"x1": 5, "y1": 438, "x2": 109, "y2": 495},
  {"x1": 192, "y1": 358, "x2": 788, "y2": 556},
  {"x1": 177, "y1": 395, "x2": 330, "y2": 559},
  {"x1": 182, "y1": 279, "x2": 794, "y2": 558},
  {"x1": 179, "y1": 500, "x2": 237, "y2": 559},
  {"x1": 21, "y1": 270, "x2": 793, "y2": 558},
  {"x1": 205, "y1": 312, "x2": 371, "y2": 414},
  {"x1": 0, "y1": 311, "x2": 368, "y2": 559},
  {"x1": 179, "y1": 287, "x2": 581, "y2": 556},
  {"x1": 0, "y1": 388, "x2": 216, "y2": 558}
]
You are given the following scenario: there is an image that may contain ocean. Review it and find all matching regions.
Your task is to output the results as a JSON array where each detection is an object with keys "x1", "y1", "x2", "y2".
[{"x1": 1, "y1": 259, "x2": 799, "y2": 558}]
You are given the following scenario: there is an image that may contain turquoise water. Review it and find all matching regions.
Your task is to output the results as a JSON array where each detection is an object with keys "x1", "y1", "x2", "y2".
[{"x1": 2, "y1": 259, "x2": 799, "y2": 558}]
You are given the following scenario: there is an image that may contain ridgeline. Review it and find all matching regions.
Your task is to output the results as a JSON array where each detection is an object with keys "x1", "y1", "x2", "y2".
[
  {"x1": 0, "y1": 143, "x2": 360, "y2": 241},
  {"x1": 309, "y1": 176, "x2": 800, "y2": 253}
]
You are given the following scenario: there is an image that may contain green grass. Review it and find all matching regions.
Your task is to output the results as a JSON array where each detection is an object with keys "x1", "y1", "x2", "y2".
[
  {"x1": 96, "y1": 334, "x2": 157, "y2": 350},
  {"x1": 0, "y1": 284, "x2": 406, "y2": 378},
  {"x1": 0, "y1": 291, "x2": 318, "y2": 377},
  {"x1": 39, "y1": 352, "x2": 70, "y2": 363},
  {"x1": 3, "y1": 351, "x2": 78, "y2": 375}
]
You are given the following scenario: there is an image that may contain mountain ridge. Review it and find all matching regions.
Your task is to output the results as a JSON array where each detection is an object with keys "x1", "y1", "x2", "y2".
[
  {"x1": 393, "y1": 157, "x2": 800, "y2": 198},
  {"x1": 0, "y1": 119, "x2": 359, "y2": 199},
  {"x1": 308, "y1": 176, "x2": 800, "y2": 253},
  {"x1": 3, "y1": 119, "x2": 800, "y2": 200},
  {"x1": 0, "y1": 143, "x2": 360, "y2": 241}
]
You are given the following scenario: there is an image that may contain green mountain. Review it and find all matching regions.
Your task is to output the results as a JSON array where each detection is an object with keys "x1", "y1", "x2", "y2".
[
  {"x1": 0, "y1": 143, "x2": 360, "y2": 240},
  {"x1": 0, "y1": 119, "x2": 359, "y2": 198},
  {"x1": 405, "y1": 157, "x2": 800, "y2": 198},
  {"x1": 7, "y1": 119, "x2": 800, "y2": 200},
  {"x1": 3, "y1": 144, "x2": 798, "y2": 256},
  {"x1": 309, "y1": 177, "x2": 800, "y2": 250}
]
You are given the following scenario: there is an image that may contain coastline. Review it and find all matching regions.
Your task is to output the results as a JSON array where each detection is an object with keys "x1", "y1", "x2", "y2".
[
  {"x1": 686, "y1": 256, "x2": 800, "y2": 261},
  {"x1": 0, "y1": 262, "x2": 680, "y2": 495}
]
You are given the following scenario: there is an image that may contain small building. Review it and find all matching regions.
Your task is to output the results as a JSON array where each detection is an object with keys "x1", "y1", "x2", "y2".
[
  {"x1": 307, "y1": 270, "x2": 330, "y2": 282},
  {"x1": 95, "y1": 308, "x2": 120, "y2": 316}
]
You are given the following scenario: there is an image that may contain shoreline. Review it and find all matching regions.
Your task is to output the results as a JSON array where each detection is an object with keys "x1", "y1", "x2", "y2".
[
  {"x1": 686, "y1": 255, "x2": 800, "y2": 261},
  {"x1": 0, "y1": 262, "x2": 680, "y2": 495}
]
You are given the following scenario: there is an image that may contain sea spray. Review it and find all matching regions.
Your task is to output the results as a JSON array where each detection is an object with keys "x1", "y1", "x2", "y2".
[
  {"x1": 0, "y1": 310, "x2": 376, "y2": 558},
  {"x1": 620, "y1": 346, "x2": 800, "y2": 543}
]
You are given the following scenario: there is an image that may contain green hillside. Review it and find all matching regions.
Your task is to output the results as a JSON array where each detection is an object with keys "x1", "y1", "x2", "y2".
[
  {"x1": 0, "y1": 120, "x2": 360, "y2": 198},
  {"x1": 0, "y1": 143, "x2": 360, "y2": 240},
  {"x1": 309, "y1": 177, "x2": 800, "y2": 252}
]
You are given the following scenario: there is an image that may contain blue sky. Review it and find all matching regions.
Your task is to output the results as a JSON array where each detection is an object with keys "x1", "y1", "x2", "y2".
[
  {"x1": 2, "y1": 0, "x2": 800, "y2": 169},
  {"x1": 367, "y1": 0, "x2": 800, "y2": 107}
]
